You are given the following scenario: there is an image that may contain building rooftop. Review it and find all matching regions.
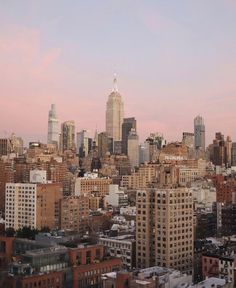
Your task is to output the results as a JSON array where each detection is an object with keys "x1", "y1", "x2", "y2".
[
  {"x1": 101, "y1": 271, "x2": 117, "y2": 279},
  {"x1": 102, "y1": 267, "x2": 192, "y2": 286},
  {"x1": 135, "y1": 279, "x2": 152, "y2": 285},
  {"x1": 100, "y1": 234, "x2": 134, "y2": 241},
  {"x1": 79, "y1": 172, "x2": 110, "y2": 180},
  {"x1": 134, "y1": 266, "x2": 187, "y2": 279},
  {"x1": 24, "y1": 246, "x2": 68, "y2": 257},
  {"x1": 190, "y1": 277, "x2": 227, "y2": 288}
]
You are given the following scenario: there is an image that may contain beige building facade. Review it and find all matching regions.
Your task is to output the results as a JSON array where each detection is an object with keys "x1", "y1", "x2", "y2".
[
  {"x1": 136, "y1": 188, "x2": 193, "y2": 275},
  {"x1": 105, "y1": 77, "x2": 124, "y2": 142},
  {"x1": 121, "y1": 164, "x2": 157, "y2": 189},
  {"x1": 5, "y1": 183, "x2": 63, "y2": 230},
  {"x1": 60, "y1": 196, "x2": 89, "y2": 234},
  {"x1": 75, "y1": 175, "x2": 112, "y2": 197}
]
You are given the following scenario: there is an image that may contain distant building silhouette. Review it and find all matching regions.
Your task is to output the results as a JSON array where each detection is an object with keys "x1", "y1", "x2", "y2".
[
  {"x1": 106, "y1": 75, "x2": 124, "y2": 143},
  {"x1": 47, "y1": 104, "x2": 59, "y2": 146},
  {"x1": 194, "y1": 115, "x2": 205, "y2": 151}
]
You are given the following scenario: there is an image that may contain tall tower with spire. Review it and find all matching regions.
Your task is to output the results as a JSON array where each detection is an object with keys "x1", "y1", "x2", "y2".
[
  {"x1": 106, "y1": 75, "x2": 124, "y2": 142},
  {"x1": 194, "y1": 115, "x2": 205, "y2": 151},
  {"x1": 47, "y1": 104, "x2": 59, "y2": 146}
]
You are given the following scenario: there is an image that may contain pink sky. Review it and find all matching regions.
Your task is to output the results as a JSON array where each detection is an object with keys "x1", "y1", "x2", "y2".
[{"x1": 0, "y1": 1, "x2": 236, "y2": 145}]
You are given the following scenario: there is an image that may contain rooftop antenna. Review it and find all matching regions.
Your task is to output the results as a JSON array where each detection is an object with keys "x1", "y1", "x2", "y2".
[{"x1": 113, "y1": 73, "x2": 118, "y2": 92}]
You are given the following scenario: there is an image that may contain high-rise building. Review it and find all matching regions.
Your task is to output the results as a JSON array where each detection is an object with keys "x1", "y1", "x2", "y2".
[
  {"x1": 211, "y1": 132, "x2": 225, "y2": 166},
  {"x1": 232, "y1": 143, "x2": 236, "y2": 166},
  {"x1": 113, "y1": 141, "x2": 122, "y2": 155},
  {"x1": 122, "y1": 117, "x2": 136, "y2": 155},
  {"x1": 225, "y1": 136, "x2": 232, "y2": 167},
  {"x1": 194, "y1": 115, "x2": 205, "y2": 151},
  {"x1": 127, "y1": 129, "x2": 139, "y2": 169},
  {"x1": 60, "y1": 196, "x2": 89, "y2": 234},
  {"x1": 5, "y1": 183, "x2": 63, "y2": 230},
  {"x1": 145, "y1": 133, "x2": 166, "y2": 162},
  {"x1": 210, "y1": 133, "x2": 232, "y2": 167},
  {"x1": 61, "y1": 121, "x2": 75, "y2": 152},
  {"x1": 98, "y1": 132, "x2": 113, "y2": 158},
  {"x1": 182, "y1": 132, "x2": 194, "y2": 148},
  {"x1": 136, "y1": 188, "x2": 193, "y2": 274},
  {"x1": 93, "y1": 129, "x2": 98, "y2": 147},
  {"x1": 47, "y1": 104, "x2": 59, "y2": 146},
  {"x1": 106, "y1": 76, "x2": 124, "y2": 142},
  {"x1": 0, "y1": 138, "x2": 11, "y2": 156},
  {"x1": 0, "y1": 160, "x2": 14, "y2": 214},
  {"x1": 139, "y1": 142, "x2": 150, "y2": 164},
  {"x1": 76, "y1": 130, "x2": 90, "y2": 157},
  {"x1": 0, "y1": 135, "x2": 23, "y2": 156}
]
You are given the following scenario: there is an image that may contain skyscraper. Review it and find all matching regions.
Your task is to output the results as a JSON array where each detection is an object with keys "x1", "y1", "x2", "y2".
[
  {"x1": 194, "y1": 115, "x2": 205, "y2": 151},
  {"x1": 128, "y1": 128, "x2": 139, "y2": 169},
  {"x1": 232, "y1": 143, "x2": 236, "y2": 167},
  {"x1": 98, "y1": 132, "x2": 113, "y2": 158},
  {"x1": 210, "y1": 133, "x2": 232, "y2": 167},
  {"x1": 77, "y1": 129, "x2": 90, "y2": 157},
  {"x1": 136, "y1": 187, "x2": 193, "y2": 274},
  {"x1": 47, "y1": 104, "x2": 59, "y2": 146},
  {"x1": 122, "y1": 117, "x2": 136, "y2": 155},
  {"x1": 106, "y1": 76, "x2": 124, "y2": 143},
  {"x1": 61, "y1": 121, "x2": 75, "y2": 152},
  {"x1": 139, "y1": 142, "x2": 150, "y2": 164}
]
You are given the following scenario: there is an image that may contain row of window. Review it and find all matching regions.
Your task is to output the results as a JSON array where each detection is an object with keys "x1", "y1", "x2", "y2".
[{"x1": 23, "y1": 276, "x2": 61, "y2": 288}]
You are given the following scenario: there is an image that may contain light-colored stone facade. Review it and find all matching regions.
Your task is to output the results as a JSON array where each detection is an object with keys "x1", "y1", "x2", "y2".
[
  {"x1": 106, "y1": 81, "x2": 124, "y2": 142},
  {"x1": 75, "y1": 176, "x2": 112, "y2": 197},
  {"x1": 5, "y1": 183, "x2": 63, "y2": 230},
  {"x1": 136, "y1": 188, "x2": 193, "y2": 275}
]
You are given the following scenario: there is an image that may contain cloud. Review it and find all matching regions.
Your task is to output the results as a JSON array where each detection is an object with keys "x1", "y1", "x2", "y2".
[
  {"x1": 225, "y1": 0, "x2": 236, "y2": 8},
  {"x1": 0, "y1": 25, "x2": 62, "y2": 80},
  {"x1": 0, "y1": 24, "x2": 63, "y2": 137},
  {"x1": 136, "y1": 4, "x2": 174, "y2": 34},
  {"x1": 32, "y1": 47, "x2": 62, "y2": 79},
  {"x1": 0, "y1": 26, "x2": 41, "y2": 61}
]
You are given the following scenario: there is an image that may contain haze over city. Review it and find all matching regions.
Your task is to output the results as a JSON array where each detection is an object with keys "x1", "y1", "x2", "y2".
[{"x1": 1, "y1": 0, "x2": 236, "y2": 144}]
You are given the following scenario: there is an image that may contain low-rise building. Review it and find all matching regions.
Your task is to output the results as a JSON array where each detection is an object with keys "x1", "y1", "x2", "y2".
[
  {"x1": 191, "y1": 277, "x2": 232, "y2": 288},
  {"x1": 102, "y1": 266, "x2": 192, "y2": 288},
  {"x1": 4, "y1": 242, "x2": 122, "y2": 288},
  {"x1": 178, "y1": 167, "x2": 201, "y2": 187},
  {"x1": 219, "y1": 255, "x2": 236, "y2": 284},
  {"x1": 191, "y1": 179, "x2": 216, "y2": 212},
  {"x1": 120, "y1": 206, "x2": 136, "y2": 216},
  {"x1": 89, "y1": 194, "x2": 103, "y2": 210},
  {"x1": 105, "y1": 185, "x2": 128, "y2": 208},
  {"x1": 0, "y1": 236, "x2": 14, "y2": 271},
  {"x1": 68, "y1": 244, "x2": 122, "y2": 288},
  {"x1": 75, "y1": 173, "x2": 112, "y2": 197},
  {"x1": 121, "y1": 164, "x2": 157, "y2": 189},
  {"x1": 6, "y1": 267, "x2": 69, "y2": 288},
  {"x1": 202, "y1": 253, "x2": 220, "y2": 279},
  {"x1": 99, "y1": 234, "x2": 135, "y2": 270}
]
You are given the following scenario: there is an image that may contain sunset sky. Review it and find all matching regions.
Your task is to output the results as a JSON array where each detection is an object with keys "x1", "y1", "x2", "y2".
[{"x1": 0, "y1": 0, "x2": 236, "y2": 144}]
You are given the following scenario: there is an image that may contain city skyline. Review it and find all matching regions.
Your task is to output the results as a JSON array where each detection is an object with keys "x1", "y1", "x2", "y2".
[
  {"x1": 1, "y1": 1, "x2": 236, "y2": 144},
  {"x1": 2, "y1": 2, "x2": 236, "y2": 286}
]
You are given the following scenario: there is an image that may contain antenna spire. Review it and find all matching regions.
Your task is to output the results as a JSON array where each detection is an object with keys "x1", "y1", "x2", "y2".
[{"x1": 113, "y1": 73, "x2": 118, "y2": 92}]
